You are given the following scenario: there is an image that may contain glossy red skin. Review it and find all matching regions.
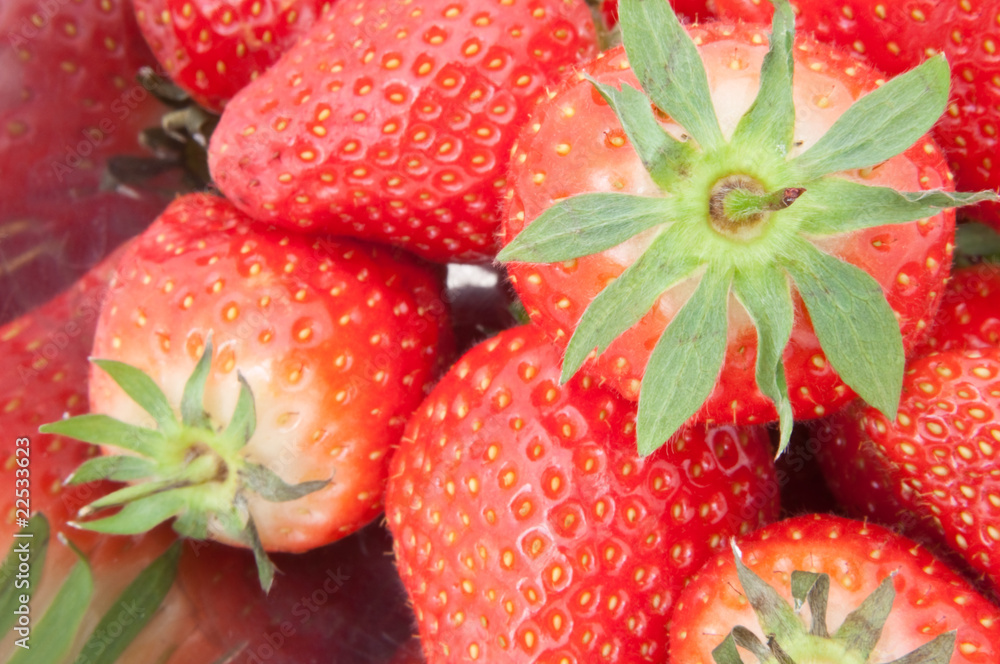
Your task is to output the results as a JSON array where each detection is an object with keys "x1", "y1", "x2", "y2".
[
  {"x1": 814, "y1": 348, "x2": 1000, "y2": 596},
  {"x1": 914, "y1": 262, "x2": 1000, "y2": 356},
  {"x1": 176, "y1": 522, "x2": 416, "y2": 664},
  {"x1": 715, "y1": 0, "x2": 1000, "y2": 229},
  {"x1": 668, "y1": 514, "x2": 1000, "y2": 664},
  {"x1": 0, "y1": 0, "x2": 171, "y2": 323},
  {"x1": 503, "y1": 25, "x2": 954, "y2": 425},
  {"x1": 209, "y1": 0, "x2": 598, "y2": 263},
  {"x1": 132, "y1": 0, "x2": 332, "y2": 112},
  {"x1": 387, "y1": 325, "x2": 780, "y2": 663},
  {"x1": 89, "y1": 193, "x2": 451, "y2": 551},
  {"x1": 599, "y1": 0, "x2": 715, "y2": 28}
]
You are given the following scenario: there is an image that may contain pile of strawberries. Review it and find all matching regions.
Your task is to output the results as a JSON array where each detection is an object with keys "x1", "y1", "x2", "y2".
[{"x1": 4, "y1": 0, "x2": 1000, "y2": 661}]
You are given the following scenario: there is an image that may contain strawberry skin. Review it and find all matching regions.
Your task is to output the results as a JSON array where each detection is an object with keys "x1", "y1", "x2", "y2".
[
  {"x1": 132, "y1": 0, "x2": 332, "y2": 112},
  {"x1": 503, "y1": 23, "x2": 954, "y2": 432},
  {"x1": 814, "y1": 347, "x2": 1000, "y2": 596},
  {"x1": 80, "y1": 193, "x2": 451, "y2": 554},
  {"x1": 914, "y1": 262, "x2": 1000, "y2": 356},
  {"x1": 386, "y1": 325, "x2": 780, "y2": 663},
  {"x1": 208, "y1": 0, "x2": 598, "y2": 263},
  {"x1": 714, "y1": 0, "x2": 1000, "y2": 229},
  {"x1": 669, "y1": 513, "x2": 1000, "y2": 664}
]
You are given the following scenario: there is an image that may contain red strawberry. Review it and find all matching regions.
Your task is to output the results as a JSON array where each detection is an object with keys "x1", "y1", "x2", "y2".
[
  {"x1": 0, "y1": 254, "x2": 223, "y2": 664},
  {"x1": 714, "y1": 0, "x2": 1000, "y2": 229},
  {"x1": 813, "y1": 347, "x2": 1000, "y2": 595},
  {"x1": 132, "y1": 0, "x2": 332, "y2": 112},
  {"x1": 386, "y1": 325, "x2": 780, "y2": 663},
  {"x1": 0, "y1": 0, "x2": 174, "y2": 321},
  {"x1": 598, "y1": 0, "x2": 715, "y2": 29},
  {"x1": 499, "y1": 0, "x2": 994, "y2": 455},
  {"x1": 913, "y1": 261, "x2": 1000, "y2": 356},
  {"x1": 668, "y1": 513, "x2": 1000, "y2": 664},
  {"x1": 208, "y1": 0, "x2": 598, "y2": 263},
  {"x1": 41, "y1": 193, "x2": 451, "y2": 588}
]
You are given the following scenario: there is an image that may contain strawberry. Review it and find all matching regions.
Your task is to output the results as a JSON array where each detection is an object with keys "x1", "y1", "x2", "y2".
[
  {"x1": 41, "y1": 193, "x2": 451, "y2": 588},
  {"x1": 714, "y1": 0, "x2": 1000, "y2": 229},
  {"x1": 913, "y1": 261, "x2": 1000, "y2": 356},
  {"x1": 208, "y1": 0, "x2": 598, "y2": 263},
  {"x1": 132, "y1": 0, "x2": 332, "y2": 113},
  {"x1": 0, "y1": 0, "x2": 174, "y2": 321},
  {"x1": 668, "y1": 513, "x2": 1000, "y2": 664},
  {"x1": 813, "y1": 347, "x2": 1000, "y2": 596},
  {"x1": 498, "y1": 0, "x2": 996, "y2": 456},
  {"x1": 0, "y1": 254, "x2": 223, "y2": 663},
  {"x1": 598, "y1": 0, "x2": 715, "y2": 29},
  {"x1": 386, "y1": 325, "x2": 780, "y2": 663}
]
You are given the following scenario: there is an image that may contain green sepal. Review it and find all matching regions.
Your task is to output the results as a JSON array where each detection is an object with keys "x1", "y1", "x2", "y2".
[
  {"x1": 790, "y1": 54, "x2": 951, "y2": 181},
  {"x1": 885, "y1": 631, "x2": 956, "y2": 664},
  {"x1": 732, "y1": 542, "x2": 802, "y2": 644},
  {"x1": 219, "y1": 373, "x2": 257, "y2": 453},
  {"x1": 9, "y1": 536, "x2": 92, "y2": 664},
  {"x1": 833, "y1": 574, "x2": 895, "y2": 660},
  {"x1": 790, "y1": 571, "x2": 830, "y2": 637},
  {"x1": 72, "y1": 490, "x2": 190, "y2": 535},
  {"x1": 91, "y1": 358, "x2": 179, "y2": 436},
  {"x1": 75, "y1": 542, "x2": 181, "y2": 664},
  {"x1": 586, "y1": 76, "x2": 697, "y2": 189},
  {"x1": 785, "y1": 240, "x2": 904, "y2": 419},
  {"x1": 712, "y1": 632, "x2": 745, "y2": 664},
  {"x1": 242, "y1": 463, "x2": 331, "y2": 502},
  {"x1": 955, "y1": 222, "x2": 1000, "y2": 264},
  {"x1": 730, "y1": 0, "x2": 796, "y2": 154},
  {"x1": 66, "y1": 455, "x2": 158, "y2": 485},
  {"x1": 732, "y1": 626, "x2": 777, "y2": 663},
  {"x1": 637, "y1": 264, "x2": 732, "y2": 456},
  {"x1": 796, "y1": 178, "x2": 999, "y2": 236},
  {"x1": 0, "y1": 515, "x2": 50, "y2": 636},
  {"x1": 39, "y1": 414, "x2": 165, "y2": 460},
  {"x1": 619, "y1": 0, "x2": 724, "y2": 151},
  {"x1": 561, "y1": 226, "x2": 702, "y2": 382},
  {"x1": 497, "y1": 193, "x2": 675, "y2": 264},
  {"x1": 81, "y1": 476, "x2": 193, "y2": 515},
  {"x1": 180, "y1": 335, "x2": 214, "y2": 429},
  {"x1": 732, "y1": 268, "x2": 794, "y2": 455},
  {"x1": 235, "y1": 503, "x2": 276, "y2": 593},
  {"x1": 173, "y1": 509, "x2": 210, "y2": 540}
]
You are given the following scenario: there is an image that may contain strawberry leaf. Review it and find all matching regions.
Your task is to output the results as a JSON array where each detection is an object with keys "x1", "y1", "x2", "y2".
[
  {"x1": 180, "y1": 335, "x2": 214, "y2": 429},
  {"x1": 733, "y1": 542, "x2": 802, "y2": 642},
  {"x1": 8, "y1": 536, "x2": 92, "y2": 664},
  {"x1": 67, "y1": 455, "x2": 157, "y2": 485},
  {"x1": 711, "y1": 632, "x2": 745, "y2": 664},
  {"x1": 78, "y1": 542, "x2": 181, "y2": 664},
  {"x1": 219, "y1": 372, "x2": 257, "y2": 452},
  {"x1": 562, "y1": 225, "x2": 702, "y2": 382},
  {"x1": 73, "y1": 490, "x2": 190, "y2": 535},
  {"x1": 242, "y1": 463, "x2": 331, "y2": 502},
  {"x1": 92, "y1": 358, "x2": 179, "y2": 436},
  {"x1": 796, "y1": 178, "x2": 998, "y2": 235},
  {"x1": 790, "y1": 571, "x2": 830, "y2": 636},
  {"x1": 785, "y1": 240, "x2": 904, "y2": 419},
  {"x1": 833, "y1": 575, "x2": 894, "y2": 659},
  {"x1": 40, "y1": 414, "x2": 165, "y2": 459},
  {"x1": 619, "y1": 0, "x2": 724, "y2": 152},
  {"x1": 885, "y1": 632, "x2": 957, "y2": 664},
  {"x1": 733, "y1": 268, "x2": 794, "y2": 455},
  {"x1": 586, "y1": 77, "x2": 697, "y2": 189},
  {"x1": 0, "y1": 515, "x2": 49, "y2": 636},
  {"x1": 637, "y1": 265, "x2": 731, "y2": 455},
  {"x1": 730, "y1": 0, "x2": 796, "y2": 153},
  {"x1": 497, "y1": 193, "x2": 675, "y2": 263},
  {"x1": 790, "y1": 55, "x2": 950, "y2": 181}
]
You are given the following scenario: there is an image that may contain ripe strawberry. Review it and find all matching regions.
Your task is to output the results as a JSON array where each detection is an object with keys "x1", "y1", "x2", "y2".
[
  {"x1": 668, "y1": 513, "x2": 1000, "y2": 664},
  {"x1": 813, "y1": 347, "x2": 1000, "y2": 596},
  {"x1": 208, "y1": 0, "x2": 598, "y2": 263},
  {"x1": 132, "y1": 0, "x2": 332, "y2": 112},
  {"x1": 598, "y1": 0, "x2": 714, "y2": 29},
  {"x1": 0, "y1": 0, "x2": 173, "y2": 322},
  {"x1": 499, "y1": 0, "x2": 995, "y2": 455},
  {"x1": 714, "y1": 0, "x2": 1000, "y2": 229},
  {"x1": 913, "y1": 261, "x2": 1000, "y2": 356},
  {"x1": 41, "y1": 193, "x2": 451, "y2": 588},
  {"x1": 386, "y1": 325, "x2": 780, "y2": 663}
]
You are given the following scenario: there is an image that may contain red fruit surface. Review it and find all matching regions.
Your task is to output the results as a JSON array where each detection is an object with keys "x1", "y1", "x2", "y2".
[
  {"x1": 132, "y1": 0, "x2": 332, "y2": 112},
  {"x1": 599, "y1": 0, "x2": 714, "y2": 27},
  {"x1": 88, "y1": 193, "x2": 451, "y2": 551},
  {"x1": 669, "y1": 513, "x2": 1000, "y2": 664},
  {"x1": 387, "y1": 325, "x2": 780, "y2": 663},
  {"x1": 814, "y1": 347, "x2": 1000, "y2": 595},
  {"x1": 503, "y1": 24, "x2": 954, "y2": 424},
  {"x1": 209, "y1": 0, "x2": 598, "y2": 263},
  {"x1": 714, "y1": 0, "x2": 1000, "y2": 229},
  {"x1": 914, "y1": 262, "x2": 1000, "y2": 356}
]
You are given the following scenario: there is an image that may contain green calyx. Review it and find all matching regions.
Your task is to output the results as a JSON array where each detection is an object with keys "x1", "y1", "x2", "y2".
[
  {"x1": 497, "y1": 0, "x2": 998, "y2": 456},
  {"x1": 712, "y1": 541, "x2": 956, "y2": 664},
  {"x1": 39, "y1": 336, "x2": 329, "y2": 592}
]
